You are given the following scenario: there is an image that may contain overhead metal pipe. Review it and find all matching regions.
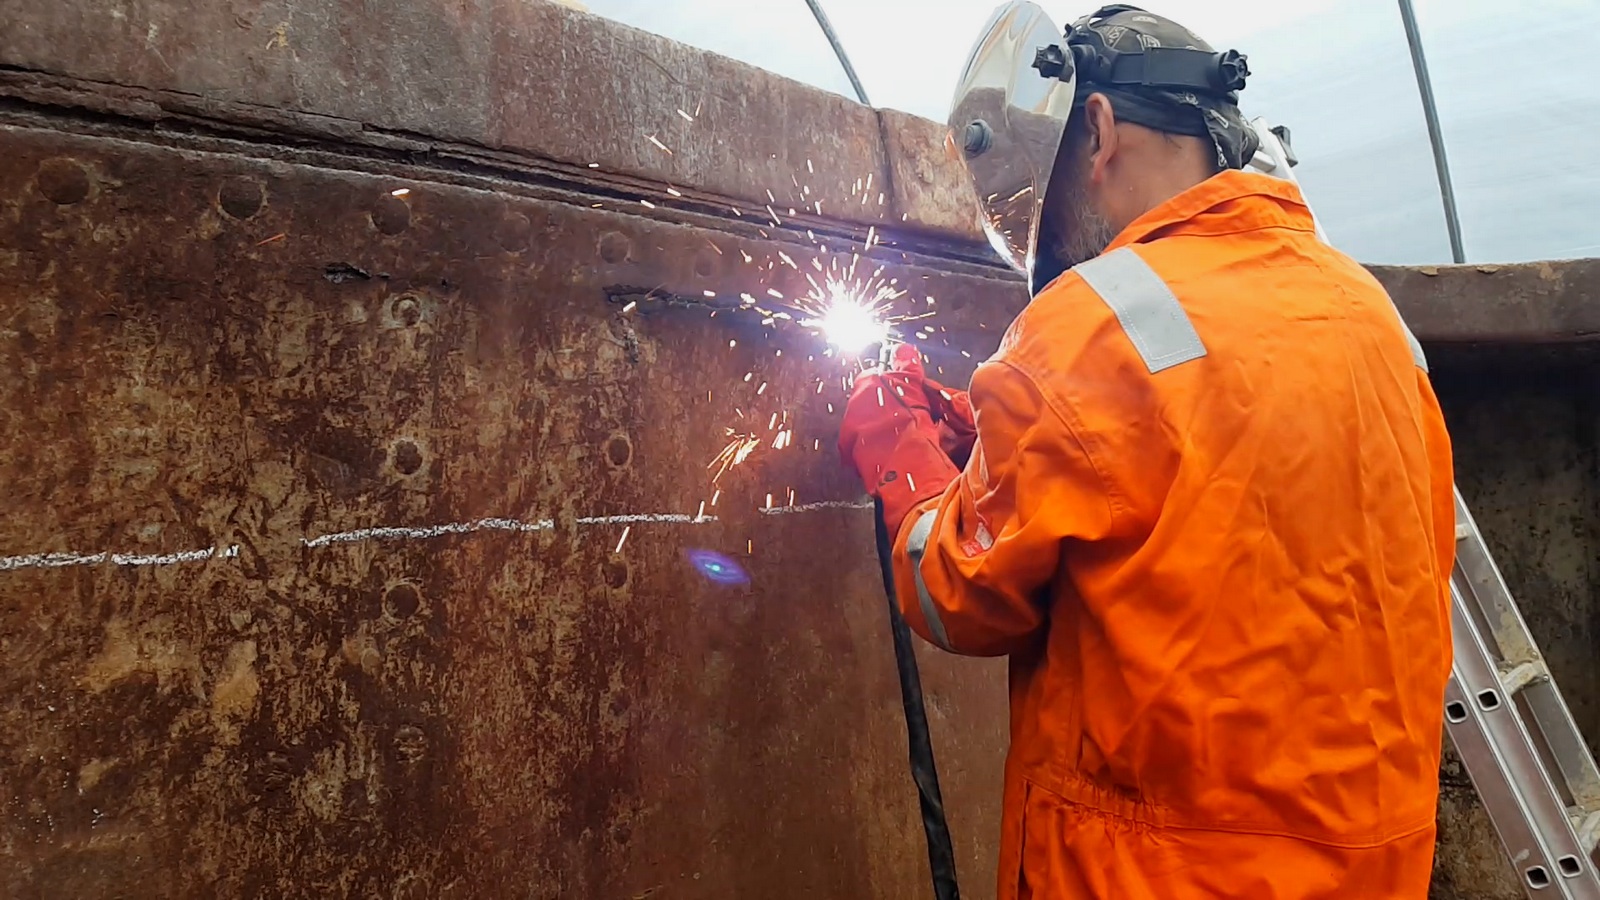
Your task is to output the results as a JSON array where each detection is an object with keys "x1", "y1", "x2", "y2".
[
  {"x1": 1397, "y1": 0, "x2": 1467, "y2": 264},
  {"x1": 803, "y1": 0, "x2": 872, "y2": 106}
]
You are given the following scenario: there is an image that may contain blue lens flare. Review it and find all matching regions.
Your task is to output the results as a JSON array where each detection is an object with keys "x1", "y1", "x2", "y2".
[{"x1": 684, "y1": 548, "x2": 750, "y2": 586}]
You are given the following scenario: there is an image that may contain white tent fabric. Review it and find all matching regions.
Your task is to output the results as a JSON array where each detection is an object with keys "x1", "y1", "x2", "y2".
[{"x1": 583, "y1": 0, "x2": 1600, "y2": 266}]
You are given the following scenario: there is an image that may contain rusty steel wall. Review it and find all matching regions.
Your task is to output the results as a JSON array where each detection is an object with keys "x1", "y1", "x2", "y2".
[{"x1": 0, "y1": 120, "x2": 1022, "y2": 897}]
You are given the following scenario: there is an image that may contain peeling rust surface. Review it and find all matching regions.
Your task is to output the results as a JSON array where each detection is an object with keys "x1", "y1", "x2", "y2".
[
  {"x1": 0, "y1": 0, "x2": 991, "y2": 239},
  {"x1": 0, "y1": 123, "x2": 1010, "y2": 898},
  {"x1": 878, "y1": 109, "x2": 985, "y2": 243}
]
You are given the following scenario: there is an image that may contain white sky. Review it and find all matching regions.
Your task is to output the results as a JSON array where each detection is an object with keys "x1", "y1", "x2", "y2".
[{"x1": 584, "y1": 0, "x2": 1600, "y2": 265}]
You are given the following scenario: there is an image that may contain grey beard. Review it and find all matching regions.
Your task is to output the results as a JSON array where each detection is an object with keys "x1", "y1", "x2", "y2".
[{"x1": 1051, "y1": 202, "x2": 1118, "y2": 271}]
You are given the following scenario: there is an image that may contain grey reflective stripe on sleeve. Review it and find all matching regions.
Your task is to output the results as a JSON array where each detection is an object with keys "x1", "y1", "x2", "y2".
[
  {"x1": 1073, "y1": 247, "x2": 1207, "y2": 374},
  {"x1": 1398, "y1": 315, "x2": 1429, "y2": 372},
  {"x1": 904, "y1": 508, "x2": 953, "y2": 651}
]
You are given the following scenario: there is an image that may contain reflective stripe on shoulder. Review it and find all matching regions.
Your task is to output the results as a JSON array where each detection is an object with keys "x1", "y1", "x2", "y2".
[
  {"x1": 1398, "y1": 315, "x2": 1429, "y2": 372},
  {"x1": 904, "y1": 508, "x2": 953, "y2": 652},
  {"x1": 1073, "y1": 246, "x2": 1207, "y2": 374}
]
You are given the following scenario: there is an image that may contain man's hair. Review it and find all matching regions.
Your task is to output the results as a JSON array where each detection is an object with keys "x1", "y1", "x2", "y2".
[{"x1": 1056, "y1": 94, "x2": 1223, "y2": 178}]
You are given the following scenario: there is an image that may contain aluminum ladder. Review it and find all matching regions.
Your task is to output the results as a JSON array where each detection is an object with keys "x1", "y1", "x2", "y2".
[{"x1": 1248, "y1": 118, "x2": 1600, "y2": 897}]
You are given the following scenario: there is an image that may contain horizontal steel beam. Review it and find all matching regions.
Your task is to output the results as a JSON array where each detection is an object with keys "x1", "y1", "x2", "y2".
[
  {"x1": 1370, "y1": 261, "x2": 1600, "y2": 345},
  {"x1": 0, "y1": 0, "x2": 983, "y2": 242}
]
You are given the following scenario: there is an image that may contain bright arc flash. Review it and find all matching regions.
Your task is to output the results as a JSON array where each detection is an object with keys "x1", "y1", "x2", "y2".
[
  {"x1": 818, "y1": 302, "x2": 888, "y2": 354},
  {"x1": 800, "y1": 277, "x2": 902, "y2": 353}
]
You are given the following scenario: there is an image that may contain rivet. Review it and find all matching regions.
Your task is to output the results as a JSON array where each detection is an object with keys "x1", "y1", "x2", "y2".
[
  {"x1": 603, "y1": 559, "x2": 630, "y2": 589},
  {"x1": 371, "y1": 194, "x2": 411, "y2": 235},
  {"x1": 390, "y1": 293, "x2": 423, "y2": 327},
  {"x1": 694, "y1": 249, "x2": 719, "y2": 278},
  {"x1": 598, "y1": 231, "x2": 631, "y2": 264},
  {"x1": 218, "y1": 177, "x2": 265, "y2": 219},
  {"x1": 604, "y1": 434, "x2": 633, "y2": 468},
  {"x1": 384, "y1": 583, "x2": 422, "y2": 618},
  {"x1": 495, "y1": 212, "x2": 532, "y2": 252},
  {"x1": 391, "y1": 438, "x2": 424, "y2": 475},
  {"x1": 36, "y1": 159, "x2": 91, "y2": 205},
  {"x1": 393, "y1": 725, "x2": 428, "y2": 764}
]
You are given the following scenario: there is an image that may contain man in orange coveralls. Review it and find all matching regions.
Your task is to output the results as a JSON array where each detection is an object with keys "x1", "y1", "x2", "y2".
[{"x1": 838, "y1": 4, "x2": 1456, "y2": 898}]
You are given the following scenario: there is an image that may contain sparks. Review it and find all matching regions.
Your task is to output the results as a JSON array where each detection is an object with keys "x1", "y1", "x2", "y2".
[
  {"x1": 391, "y1": 188, "x2": 410, "y2": 197},
  {"x1": 615, "y1": 526, "x2": 631, "y2": 554},
  {"x1": 708, "y1": 431, "x2": 762, "y2": 483},
  {"x1": 646, "y1": 134, "x2": 673, "y2": 155}
]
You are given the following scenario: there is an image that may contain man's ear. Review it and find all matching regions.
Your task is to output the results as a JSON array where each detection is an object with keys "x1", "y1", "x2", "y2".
[{"x1": 1082, "y1": 93, "x2": 1118, "y2": 184}]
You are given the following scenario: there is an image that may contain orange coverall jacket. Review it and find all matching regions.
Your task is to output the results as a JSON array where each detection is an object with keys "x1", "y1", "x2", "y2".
[{"x1": 893, "y1": 170, "x2": 1456, "y2": 899}]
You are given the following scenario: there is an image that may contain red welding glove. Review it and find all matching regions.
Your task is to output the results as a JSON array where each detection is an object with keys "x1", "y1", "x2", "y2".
[
  {"x1": 838, "y1": 344, "x2": 962, "y2": 535},
  {"x1": 924, "y1": 376, "x2": 977, "y2": 470}
]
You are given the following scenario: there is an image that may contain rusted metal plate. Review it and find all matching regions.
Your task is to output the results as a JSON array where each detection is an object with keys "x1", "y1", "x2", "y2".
[
  {"x1": 0, "y1": 0, "x2": 995, "y2": 239},
  {"x1": 1373, "y1": 260, "x2": 1600, "y2": 344},
  {"x1": 0, "y1": 122, "x2": 1011, "y2": 898},
  {"x1": 879, "y1": 109, "x2": 986, "y2": 244}
]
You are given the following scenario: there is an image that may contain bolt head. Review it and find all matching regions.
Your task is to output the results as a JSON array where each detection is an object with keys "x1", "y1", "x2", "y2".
[{"x1": 962, "y1": 120, "x2": 993, "y2": 157}]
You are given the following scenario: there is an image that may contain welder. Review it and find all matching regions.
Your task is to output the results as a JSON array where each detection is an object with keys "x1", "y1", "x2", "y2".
[{"x1": 838, "y1": 4, "x2": 1457, "y2": 897}]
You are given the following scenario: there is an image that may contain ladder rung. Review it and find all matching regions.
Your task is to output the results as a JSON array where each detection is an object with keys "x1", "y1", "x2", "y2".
[{"x1": 1500, "y1": 660, "x2": 1551, "y2": 696}]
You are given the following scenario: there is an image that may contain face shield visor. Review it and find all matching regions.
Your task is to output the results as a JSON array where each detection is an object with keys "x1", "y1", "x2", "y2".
[
  {"x1": 948, "y1": 3, "x2": 1258, "y2": 292},
  {"x1": 946, "y1": 1, "x2": 1076, "y2": 280}
]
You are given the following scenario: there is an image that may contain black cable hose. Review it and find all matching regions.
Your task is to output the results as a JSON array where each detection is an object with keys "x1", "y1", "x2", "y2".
[{"x1": 873, "y1": 497, "x2": 962, "y2": 900}]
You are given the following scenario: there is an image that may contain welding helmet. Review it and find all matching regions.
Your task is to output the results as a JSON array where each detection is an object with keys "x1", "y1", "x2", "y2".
[{"x1": 948, "y1": 3, "x2": 1258, "y2": 293}]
